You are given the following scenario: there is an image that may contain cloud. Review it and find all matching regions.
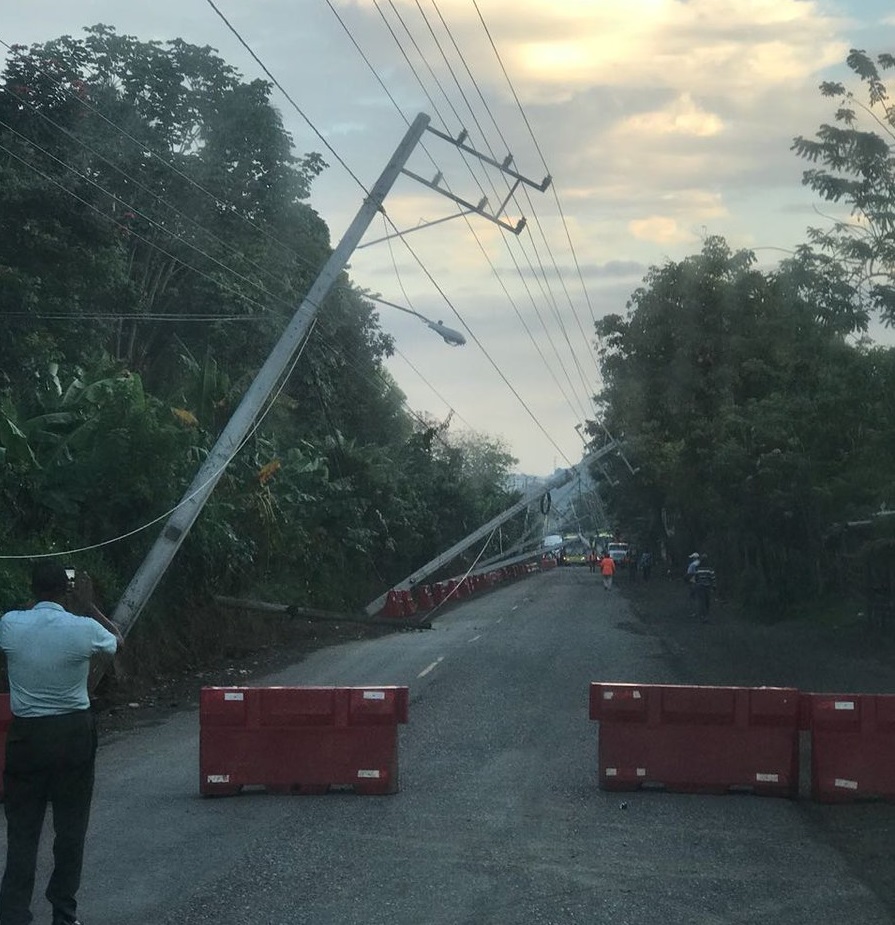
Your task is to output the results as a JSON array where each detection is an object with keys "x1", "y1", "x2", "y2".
[
  {"x1": 629, "y1": 215, "x2": 692, "y2": 245},
  {"x1": 616, "y1": 94, "x2": 724, "y2": 139},
  {"x1": 468, "y1": 0, "x2": 847, "y2": 103}
]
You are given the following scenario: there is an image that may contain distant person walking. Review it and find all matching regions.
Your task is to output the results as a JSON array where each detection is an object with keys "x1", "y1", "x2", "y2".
[
  {"x1": 693, "y1": 556, "x2": 717, "y2": 621},
  {"x1": 686, "y1": 552, "x2": 700, "y2": 601},
  {"x1": 0, "y1": 563, "x2": 123, "y2": 925},
  {"x1": 639, "y1": 551, "x2": 653, "y2": 582},
  {"x1": 600, "y1": 553, "x2": 616, "y2": 591}
]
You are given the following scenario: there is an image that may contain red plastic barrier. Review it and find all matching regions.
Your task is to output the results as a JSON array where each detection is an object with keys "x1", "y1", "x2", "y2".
[
  {"x1": 804, "y1": 693, "x2": 895, "y2": 802},
  {"x1": 200, "y1": 686, "x2": 409, "y2": 797},
  {"x1": 380, "y1": 590, "x2": 403, "y2": 618},
  {"x1": 0, "y1": 694, "x2": 10, "y2": 799},
  {"x1": 399, "y1": 590, "x2": 417, "y2": 617},
  {"x1": 589, "y1": 682, "x2": 799, "y2": 797},
  {"x1": 413, "y1": 585, "x2": 434, "y2": 611}
]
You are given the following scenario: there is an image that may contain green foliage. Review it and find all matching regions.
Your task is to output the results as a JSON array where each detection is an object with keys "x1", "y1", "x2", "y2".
[
  {"x1": 594, "y1": 237, "x2": 894, "y2": 614},
  {"x1": 0, "y1": 25, "x2": 521, "y2": 640},
  {"x1": 792, "y1": 49, "x2": 895, "y2": 324}
]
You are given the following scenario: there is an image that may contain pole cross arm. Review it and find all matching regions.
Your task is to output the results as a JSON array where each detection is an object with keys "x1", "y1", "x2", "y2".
[
  {"x1": 401, "y1": 167, "x2": 525, "y2": 234},
  {"x1": 425, "y1": 124, "x2": 551, "y2": 192}
]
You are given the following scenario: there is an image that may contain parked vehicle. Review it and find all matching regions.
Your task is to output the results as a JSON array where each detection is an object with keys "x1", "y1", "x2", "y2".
[{"x1": 607, "y1": 542, "x2": 631, "y2": 568}]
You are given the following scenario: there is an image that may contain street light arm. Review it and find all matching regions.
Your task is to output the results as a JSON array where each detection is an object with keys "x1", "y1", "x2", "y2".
[{"x1": 365, "y1": 295, "x2": 466, "y2": 346}]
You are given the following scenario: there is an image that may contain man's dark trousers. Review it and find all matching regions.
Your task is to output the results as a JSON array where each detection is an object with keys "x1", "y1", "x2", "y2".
[{"x1": 0, "y1": 710, "x2": 97, "y2": 925}]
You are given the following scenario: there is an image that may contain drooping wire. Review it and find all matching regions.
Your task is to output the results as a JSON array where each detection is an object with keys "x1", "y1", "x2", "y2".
[{"x1": 0, "y1": 317, "x2": 320, "y2": 560}]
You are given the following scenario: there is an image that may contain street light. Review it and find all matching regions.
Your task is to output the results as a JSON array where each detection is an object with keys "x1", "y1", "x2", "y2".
[{"x1": 366, "y1": 295, "x2": 467, "y2": 347}]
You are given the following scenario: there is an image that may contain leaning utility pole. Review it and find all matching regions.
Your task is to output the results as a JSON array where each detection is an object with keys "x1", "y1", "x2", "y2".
[
  {"x1": 112, "y1": 114, "x2": 430, "y2": 636},
  {"x1": 113, "y1": 112, "x2": 551, "y2": 636}
]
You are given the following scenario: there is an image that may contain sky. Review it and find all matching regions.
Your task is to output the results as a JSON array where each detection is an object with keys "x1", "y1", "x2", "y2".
[{"x1": 3, "y1": 1, "x2": 895, "y2": 476}]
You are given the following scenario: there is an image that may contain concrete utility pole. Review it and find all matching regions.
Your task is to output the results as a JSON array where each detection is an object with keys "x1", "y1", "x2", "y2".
[
  {"x1": 364, "y1": 443, "x2": 618, "y2": 616},
  {"x1": 112, "y1": 114, "x2": 431, "y2": 636}
]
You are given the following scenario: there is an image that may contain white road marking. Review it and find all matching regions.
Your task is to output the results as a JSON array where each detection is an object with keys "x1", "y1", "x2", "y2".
[
  {"x1": 417, "y1": 656, "x2": 444, "y2": 678},
  {"x1": 468, "y1": 635, "x2": 482, "y2": 643},
  {"x1": 496, "y1": 617, "x2": 503, "y2": 624}
]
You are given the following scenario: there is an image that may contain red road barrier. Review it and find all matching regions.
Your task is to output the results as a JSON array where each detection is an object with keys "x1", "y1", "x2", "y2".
[
  {"x1": 398, "y1": 590, "x2": 417, "y2": 617},
  {"x1": 589, "y1": 682, "x2": 800, "y2": 797},
  {"x1": 200, "y1": 686, "x2": 409, "y2": 797},
  {"x1": 540, "y1": 557, "x2": 557, "y2": 570},
  {"x1": 0, "y1": 694, "x2": 9, "y2": 799},
  {"x1": 380, "y1": 590, "x2": 403, "y2": 619},
  {"x1": 413, "y1": 585, "x2": 434, "y2": 611},
  {"x1": 804, "y1": 693, "x2": 895, "y2": 802}
]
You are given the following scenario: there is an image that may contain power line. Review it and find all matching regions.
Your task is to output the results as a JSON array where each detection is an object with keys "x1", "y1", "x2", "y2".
[
  {"x1": 1, "y1": 82, "x2": 309, "y2": 297},
  {"x1": 470, "y1": 0, "x2": 603, "y2": 346},
  {"x1": 368, "y1": 1, "x2": 595, "y2": 412},
  {"x1": 391, "y1": 346, "x2": 475, "y2": 431},
  {"x1": 4, "y1": 18, "x2": 574, "y2": 467},
  {"x1": 203, "y1": 0, "x2": 370, "y2": 196},
  {"x1": 0, "y1": 138, "x2": 280, "y2": 319},
  {"x1": 419, "y1": 0, "x2": 600, "y2": 388},
  {"x1": 204, "y1": 3, "x2": 575, "y2": 464},
  {"x1": 0, "y1": 116, "x2": 298, "y2": 317},
  {"x1": 389, "y1": 220, "x2": 574, "y2": 465},
  {"x1": 0, "y1": 36, "x2": 323, "y2": 278},
  {"x1": 0, "y1": 317, "x2": 320, "y2": 560},
  {"x1": 329, "y1": 1, "x2": 589, "y2": 427}
]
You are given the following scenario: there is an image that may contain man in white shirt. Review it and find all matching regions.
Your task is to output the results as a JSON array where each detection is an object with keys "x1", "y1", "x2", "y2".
[{"x1": 0, "y1": 563, "x2": 123, "y2": 925}]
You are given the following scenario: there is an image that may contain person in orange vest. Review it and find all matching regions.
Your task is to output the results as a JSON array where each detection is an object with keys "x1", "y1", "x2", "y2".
[{"x1": 600, "y1": 553, "x2": 616, "y2": 590}]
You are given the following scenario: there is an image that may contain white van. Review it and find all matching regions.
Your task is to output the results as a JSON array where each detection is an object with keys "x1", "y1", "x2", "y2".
[{"x1": 607, "y1": 542, "x2": 630, "y2": 566}]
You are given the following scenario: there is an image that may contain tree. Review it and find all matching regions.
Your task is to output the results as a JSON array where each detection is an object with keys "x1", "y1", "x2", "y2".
[
  {"x1": 0, "y1": 25, "x2": 328, "y2": 384},
  {"x1": 594, "y1": 237, "x2": 893, "y2": 611},
  {"x1": 792, "y1": 49, "x2": 895, "y2": 324}
]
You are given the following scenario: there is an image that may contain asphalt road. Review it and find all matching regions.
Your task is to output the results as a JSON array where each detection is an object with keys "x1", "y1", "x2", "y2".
[{"x1": 9, "y1": 567, "x2": 894, "y2": 924}]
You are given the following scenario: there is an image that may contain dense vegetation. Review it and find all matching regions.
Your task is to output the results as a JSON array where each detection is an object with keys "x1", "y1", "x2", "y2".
[
  {"x1": 0, "y1": 27, "x2": 521, "y2": 650},
  {"x1": 591, "y1": 51, "x2": 895, "y2": 615}
]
